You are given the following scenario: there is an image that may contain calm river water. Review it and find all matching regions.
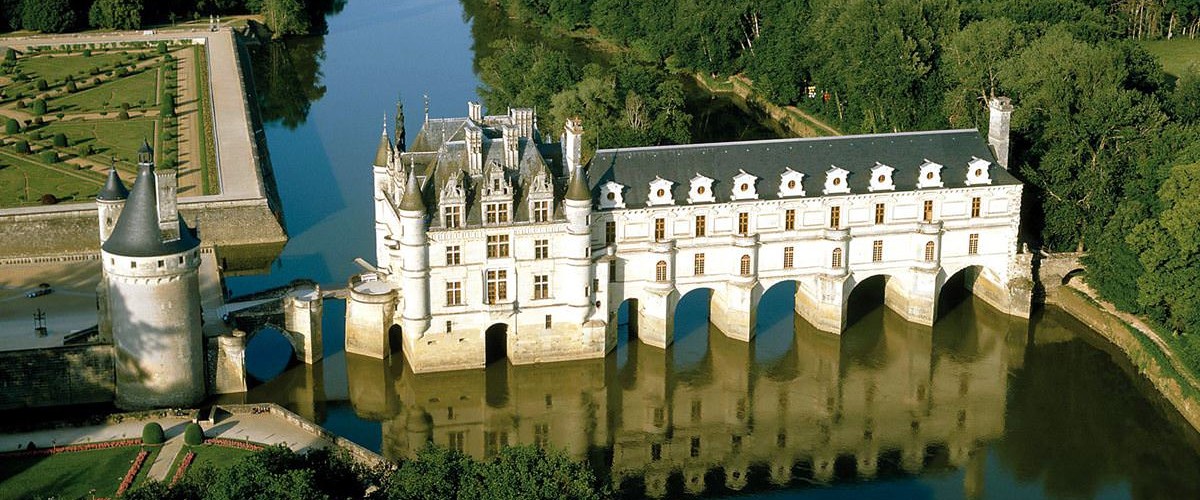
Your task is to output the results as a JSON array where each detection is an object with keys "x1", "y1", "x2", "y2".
[{"x1": 222, "y1": 0, "x2": 1200, "y2": 498}]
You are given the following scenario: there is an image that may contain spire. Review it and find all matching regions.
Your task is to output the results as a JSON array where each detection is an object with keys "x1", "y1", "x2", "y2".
[
  {"x1": 97, "y1": 168, "x2": 129, "y2": 201},
  {"x1": 137, "y1": 139, "x2": 153, "y2": 165},
  {"x1": 566, "y1": 165, "x2": 591, "y2": 202},
  {"x1": 399, "y1": 162, "x2": 425, "y2": 212},
  {"x1": 374, "y1": 117, "x2": 392, "y2": 167},
  {"x1": 395, "y1": 96, "x2": 406, "y2": 152},
  {"x1": 102, "y1": 162, "x2": 199, "y2": 257}
]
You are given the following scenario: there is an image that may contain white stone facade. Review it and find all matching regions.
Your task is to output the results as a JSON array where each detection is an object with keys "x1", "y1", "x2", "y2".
[{"x1": 354, "y1": 103, "x2": 1032, "y2": 373}]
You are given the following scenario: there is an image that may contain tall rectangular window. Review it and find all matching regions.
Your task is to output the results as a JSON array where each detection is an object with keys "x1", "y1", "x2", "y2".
[
  {"x1": 695, "y1": 215, "x2": 706, "y2": 237},
  {"x1": 830, "y1": 206, "x2": 841, "y2": 229},
  {"x1": 486, "y1": 234, "x2": 510, "y2": 258},
  {"x1": 532, "y1": 200, "x2": 550, "y2": 223},
  {"x1": 544, "y1": 314, "x2": 552, "y2": 329},
  {"x1": 444, "y1": 205, "x2": 461, "y2": 228},
  {"x1": 486, "y1": 269, "x2": 508, "y2": 303},
  {"x1": 875, "y1": 203, "x2": 885, "y2": 224},
  {"x1": 446, "y1": 320, "x2": 453, "y2": 333},
  {"x1": 969, "y1": 233, "x2": 980, "y2": 255},
  {"x1": 605, "y1": 221, "x2": 616, "y2": 245},
  {"x1": 872, "y1": 240, "x2": 884, "y2": 262},
  {"x1": 654, "y1": 218, "x2": 665, "y2": 240},
  {"x1": 784, "y1": 246, "x2": 794, "y2": 269},
  {"x1": 445, "y1": 281, "x2": 462, "y2": 306},
  {"x1": 534, "y1": 424, "x2": 549, "y2": 449},
  {"x1": 534, "y1": 239, "x2": 549, "y2": 259},
  {"x1": 694, "y1": 253, "x2": 705, "y2": 276},
  {"x1": 923, "y1": 200, "x2": 933, "y2": 222},
  {"x1": 738, "y1": 212, "x2": 749, "y2": 234},
  {"x1": 971, "y1": 197, "x2": 981, "y2": 218},
  {"x1": 446, "y1": 245, "x2": 461, "y2": 265},
  {"x1": 690, "y1": 437, "x2": 701, "y2": 458},
  {"x1": 608, "y1": 261, "x2": 616, "y2": 283},
  {"x1": 448, "y1": 431, "x2": 465, "y2": 453},
  {"x1": 485, "y1": 202, "x2": 509, "y2": 224},
  {"x1": 533, "y1": 275, "x2": 549, "y2": 299},
  {"x1": 785, "y1": 209, "x2": 795, "y2": 230}
]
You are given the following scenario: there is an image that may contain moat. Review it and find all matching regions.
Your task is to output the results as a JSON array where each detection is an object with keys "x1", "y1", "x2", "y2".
[{"x1": 215, "y1": 0, "x2": 1200, "y2": 498}]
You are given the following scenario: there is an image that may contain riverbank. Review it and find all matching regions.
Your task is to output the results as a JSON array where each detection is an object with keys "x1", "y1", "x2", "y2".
[
  {"x1": 1047, "y1": 282, "x2": 1200, "y2": 433},
  {"x1": 692, "y1": 73, "x2": 841, "y2": 138}
]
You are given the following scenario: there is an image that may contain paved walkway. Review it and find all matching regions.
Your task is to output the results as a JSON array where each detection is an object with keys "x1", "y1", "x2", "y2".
[
  {"x1": 0, "y1": 416, "x2": 192, "y2": 452},
  {"x1": 146, "y1": 435, "x2": 185, "y2": 481}
]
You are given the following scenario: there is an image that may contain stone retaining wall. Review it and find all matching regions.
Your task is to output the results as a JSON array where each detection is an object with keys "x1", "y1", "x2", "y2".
[
  {"x1": 220, "y1": 403, "x2": 390, "y2": 469},
  {"x1": 0, "y1": 344, "x2": 115, "y2": 410}
]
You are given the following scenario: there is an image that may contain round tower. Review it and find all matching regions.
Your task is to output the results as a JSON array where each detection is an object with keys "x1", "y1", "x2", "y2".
[
  {"x1": 101, "y1": 141, "x2": 204, "y2": 410},
  {"x1": 374, "y1": 121, "x2": 395, "y2": 273},
  {"x1": 564, "y1": 126, "x2": 594, "y2": 323},
  {"x1": 398, "y1": 166, "x2": 430, "y2": 340},
  {"x1": 96, "y1": 168, "x2": 128, "y2": 245}
]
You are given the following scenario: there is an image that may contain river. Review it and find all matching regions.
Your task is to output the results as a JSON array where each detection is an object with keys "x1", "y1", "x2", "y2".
[{"x1": 221, "y1": 0, "x2": 1200, "y2": 498}]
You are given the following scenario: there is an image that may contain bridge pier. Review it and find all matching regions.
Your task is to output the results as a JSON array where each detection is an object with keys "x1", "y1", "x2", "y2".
[
  {"x1": 345, "y1": 274, "x2": 397, "y2": 359},
  {"x1": 284, "y1": 286, "x2": 324, "y2": 364},
  {"x1": 711, "y1": 283, "x2": 759, "y2": 343},
  {"x1": 636, "y1": 289, "x2": 676, "y2": 349},
  {"x1": 209, "y1": 330, "x2": 247, "y2": 394}
]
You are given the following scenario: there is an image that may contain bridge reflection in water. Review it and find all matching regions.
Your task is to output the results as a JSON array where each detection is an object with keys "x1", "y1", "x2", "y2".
[{"x1": 336, "y1": 289, "x2": 1026, "y2": 498}]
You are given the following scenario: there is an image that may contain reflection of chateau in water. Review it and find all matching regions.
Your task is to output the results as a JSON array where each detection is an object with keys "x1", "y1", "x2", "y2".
[{"x1": 344, "y1": 294, "x2": 1026, "y2": 497}]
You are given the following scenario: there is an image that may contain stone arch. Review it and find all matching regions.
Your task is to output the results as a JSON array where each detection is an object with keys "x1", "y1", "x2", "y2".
[
  {"x1": 484, "y1": 322, "x2": 509, "y2": 365},
  {"x1": 754, "y1": 280, "x2": 798, "y2": 364},
  {"x1": 842, "y1": 272, "x2": 899, "y2": 330},
  {"x1": 936, "y1": 264, "x2": 1005, "y2": 321},
  {"x1": 673, "y1": 286, "x2": 715, "y2": 368},
  {"x1": 243, "y1": 325, "x2": 299, "y2": 383},
  {"x1": 1061, "y1": 267, "x2": 1086, "y2": 286}
]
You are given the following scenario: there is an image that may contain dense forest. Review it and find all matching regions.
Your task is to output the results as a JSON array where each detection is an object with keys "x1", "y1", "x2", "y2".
[
  {"x1": 0, "y1": 0, "x2": 344, "y2": 38},
  {"x1": 477, "y1": 0, "x2": 1200, "y2": 368}
]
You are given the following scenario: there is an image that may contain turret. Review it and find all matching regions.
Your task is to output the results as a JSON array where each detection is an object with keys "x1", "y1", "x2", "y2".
[
  {"x1": 101, "y1": 142, "x2": 203, "y2": 410},
  {"x1": 562, "y1": 117, "x2": 583, "y2": 176},
  {"x1": 373, "y1": 121, "x2": 394, "y2": 271},
  {"x1": 987, "y1": 97, "x2": 1012, "y2": 169},
  {"x1": 96, "y1": 168, "x2": 128, "y2": 245},
  {"x1": 398, "y1": 165, "x2": 430, "y2": 338},
  {"x1": 563, "y1": 130, "x2": 594, "y2": 321}
]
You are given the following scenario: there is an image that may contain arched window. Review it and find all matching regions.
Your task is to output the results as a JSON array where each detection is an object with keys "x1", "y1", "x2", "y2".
[
  {"x1": 924, "y1": 241, "x2": 936, "y2": 262},
  {"x1": 656, "y1": 260, "x2": 668, "y2": 282},
  {"x1": 740, "y1": 255, "x2": 752, "y2": 276},
  {"x1": 831, "y1": 248, "x2": 843, "y2": 269}
]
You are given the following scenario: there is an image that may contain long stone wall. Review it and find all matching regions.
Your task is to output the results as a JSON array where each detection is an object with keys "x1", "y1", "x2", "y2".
[{"x1": 0, "y1": 344, "x2": 115, "y2": 410}]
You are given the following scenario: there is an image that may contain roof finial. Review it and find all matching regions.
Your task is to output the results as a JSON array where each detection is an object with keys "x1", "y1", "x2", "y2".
[
  {"x1": 399, "y1": 160, "x2": 425, "y2": 212},
  {"x1": 423, "y1": 93, "x2": 430, "y2": 123}
]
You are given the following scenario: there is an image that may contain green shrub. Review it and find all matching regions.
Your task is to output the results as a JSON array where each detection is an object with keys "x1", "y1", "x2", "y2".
[
  {"x1": 40, "y1": 194, "x2": 58, "y2": 205},
  {"x1": 52, "y1": 132, "x2": 67, "y2": 147},
  {"x1": 32, "y1": 99, "x2": 46, "y2": 116},
  {"x1": 5, "y1": 118, "x2": 18, "y2": 134},
  {"x1": 183, "y1": 423, "x2": 203, "y2": 446},
  {"x1": 142, "y1": 422, "x2": 165, "y2": 445},
  {"x1": 3, "y1": 48, "x2": 14, "y2": 61},
  {"x1": 39, "y1": 151, "x2": 56, "y2": 163},
  {"x1": 82, "y1": 49, "x2": 91, "y2": 57},
  {"x1": 15, "y1": 100, "x2": 25, "y2": 109},
  {"x1": 161, "y1": 93, "x2": 175, "y2": 118},
  {"x1": 35, "y1": 79, "x2": 47, "y2": 91},
  {"x1": 157, "y1": 42, "x2": 167, "y2": 54},
  {"x1": 118, "y1": 110, "x2": 129, "y2": 120},
  {"x1": 13, "y1": 140, "x2": 29, "y2": 154}
]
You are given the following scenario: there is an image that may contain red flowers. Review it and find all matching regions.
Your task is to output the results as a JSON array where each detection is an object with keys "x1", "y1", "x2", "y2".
[
  {"x1": 171, "y1": 451, "x2": 195, "y2": 485},
  {"x1": 116, "y1": 449, "x2": 149, "y2": 495},
  {"x1": 1, "y1": 438, "x2": 141, "y2": 458},
  {"x1": 204, "y1": 438, "x2": 263, "y2": 451}
]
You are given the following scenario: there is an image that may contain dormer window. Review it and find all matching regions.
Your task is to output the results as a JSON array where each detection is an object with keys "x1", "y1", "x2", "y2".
[
  {"x1": 485, "y1": 202, "x2": 510, "y2": 224},
  {"x1": 440, "y1": 170, "x2": 466, "y2": 228},
  {"x1": 917, "y1": 160, "x2": 944, "y2": 189},
  {"x1": 527, "y1": 169, "x2": 554, "y2": 223},
  {"x1": 600, "y1": 181, "x2": 626, "y2": 209},
  {"x1": 731, "y1": 170, "x2": 758, "y2": 201},
  {"x1": 688, "y1": 174, "x2": 715, "y2": 204},
  {"x1": 778, "y1": 168, "x2": 805, "y2": 197},
  {"x1": 823, "y1": 166, "x2": 850, "y2": 195},
  {"x1": 444, "y1": 205, "x2": 462, "y2": 228},
  {"x1": 481, "y1": 163, "x2": 513, "y2": 224},
  {"x1": 868, "y1": 163, "x2": 894, "y2": 192},
  {"x1": 965, "y1": 157, "x2": 993, "y2": 186},
  {"x1": 648, "y1": 176, "x2": 675, "y2": 206}
]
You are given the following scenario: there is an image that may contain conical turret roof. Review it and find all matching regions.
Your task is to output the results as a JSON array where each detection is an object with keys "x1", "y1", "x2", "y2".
[
  {"x1": 566, "y1": 165, "x2": 591, "y2": 201},
  {"x1": 374, "y1": 125, "x2": 392, "y2": 167},
  {"x1": 97, "y1": 168, "x2": 129, "y2": 201},
  {"x1": 101, "y1": 163, "x2": 199, "y2": 257},
  {"x1": 399, "y1": 164, "x2": 425, "y2": 212}
]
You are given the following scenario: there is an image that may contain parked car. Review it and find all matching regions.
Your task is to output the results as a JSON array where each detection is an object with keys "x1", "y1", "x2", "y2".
[{"x1": 26, "y1": 284, "x2": 52, "y2": 298}]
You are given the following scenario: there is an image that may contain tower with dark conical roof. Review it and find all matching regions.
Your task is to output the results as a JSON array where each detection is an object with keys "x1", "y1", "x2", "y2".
[
  {"x1": 96, "y1": 167, "x2": 129, "y2": 245},
  {"x1": 100, "y1": 142, "x2": 204, "y2": 410}
]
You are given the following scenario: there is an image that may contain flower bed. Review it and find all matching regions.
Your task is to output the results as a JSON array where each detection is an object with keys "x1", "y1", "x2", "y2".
[
  {"x1": 0, "y1": 438, "x2": 141, "y2": 458},
  {"x1": 171, "y1": 450, "x2": 195, "y2": 486},
  {"x1": 115, "y1": 449, "x2": 149, "y2": 496},
  {"x1": 204, "y1": 437, "x2": 263, "y2": 451}
]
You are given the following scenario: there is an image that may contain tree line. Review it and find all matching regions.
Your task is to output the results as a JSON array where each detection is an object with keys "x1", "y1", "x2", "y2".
[
  {"x1": 479, "y1": 0, "x2": 1200, "y2": 363},
  {"x1": 0, "y1": 0, "x2": 344, "y2": 37}
]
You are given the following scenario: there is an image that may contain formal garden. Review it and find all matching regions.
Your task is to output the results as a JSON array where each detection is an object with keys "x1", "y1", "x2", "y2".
[{"x1": 0, "y1": 39, "x2": 217, "y2": 209}]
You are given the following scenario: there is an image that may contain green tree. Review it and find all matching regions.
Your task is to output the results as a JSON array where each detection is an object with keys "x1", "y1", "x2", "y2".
[
  {"x1": 31, "y1": 98, "x2": 45, "y2": 116},
  {"x1": 52, "y1": 132, "x2": 66, "y2": 147},
  {"x1": 161, "y1": 93, "x2": 175, "y2": 118},
  {"x1": 458, "y1": 446, "x2": 607, "y2": 500},
  {"x1": 1130, "y1": 162, "x2": 1200, "y2": 334},
  {"x1": 4, "y1": 117, "x2": 18, "y2": 134},
  {"x1": 20, "y1": 0, "x2": 76, "y2": 33},
  {"x1": 89, "y1": 0, "x2": 144, "y2": 30},
  {"x1": 374, "y1": 443, "x2": 471, "y2": 500},
  {"x1": 258, "y1": 0, "x2": 310, "y2": 39},
  {"x1": 941, "y1": 18, "x2": 1030, "y2": 126},
  {"x1": 13, "y1": 139, "x2": 28, "y2": 154}
]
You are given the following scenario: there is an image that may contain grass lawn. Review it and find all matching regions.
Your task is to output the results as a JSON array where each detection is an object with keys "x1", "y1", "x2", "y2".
[
  {"x1": 13, "y1": 52, "x2": 130, "y2": 85},
  {"x1": 131, "y1": 446, "x2": 162, "y2": 490},
  {"x1": 40, "y1": 117, "x2": 157, "y2": 169},
  {"x1": 52, "y1": 68, "x2": 160, "y2": 113},
  {"x1": 167, "y1": 444, "x2": 256, "y2": 479},
  {"x1": 0, "y1": 445, "x2": 145, "y2": 499},
  {"x1": 0, "y1": 150, "x2": 104, "y2": 207},
  {"x1": 1140, "y1": 38, "x2": 1200, "y2": 77}
]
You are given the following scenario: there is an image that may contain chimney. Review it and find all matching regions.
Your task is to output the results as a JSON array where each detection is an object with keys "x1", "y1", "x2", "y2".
[
  {"x1": 155, "y1": 168, "x2": 180, "y2": 241},
  {"x1": 502, "y1": 124, "x2": 519, "y2": 169},
  {"x1": 465, "y1": 123, "x2": 483, "y2": 175},
  {"x1": 509, "y1": 108, "x2": 535, "y2": 140},
  {"x1": 468, "y1": 101, "x2": 482, "y2": 122},
  {"x1": 562, "y1": 118, "x2": 582, "y2": 177},
  {"x1": 988, "y1": 97, "x2": 1012, "y2": 169}
]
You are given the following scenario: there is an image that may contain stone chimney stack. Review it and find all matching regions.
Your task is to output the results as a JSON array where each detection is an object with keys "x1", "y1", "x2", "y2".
[
  {"x1": 510, "y1": 108, "x2": 536, "y2": 140},
  {"x1": 465, "y1": 123, "x2": 483, "y2": 175},
  {"x1": 468, "y1": 101, "x2": 482, "y2": 123},
  {"x1": 987, "y1": 97, "x2": 1013, "y2": 169},
  {"x1": 156, "y1": 168, "x2": 180, "y2": 241},
  {"x1": 562, "y1": 118, "x2": 582, "y2": 177},
  {"x1": 502, "y1": 124, "x2": 519, "y2": 169}
]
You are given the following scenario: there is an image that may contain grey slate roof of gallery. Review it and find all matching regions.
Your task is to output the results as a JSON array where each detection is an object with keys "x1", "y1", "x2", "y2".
[{"x1": 587, "y1": 129, "x2": 1018, "y2": 209}]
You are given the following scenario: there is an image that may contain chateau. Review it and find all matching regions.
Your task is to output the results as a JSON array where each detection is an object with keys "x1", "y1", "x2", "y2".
[{"x1": 351, "y1": 99, "x2": 1032, "y2": 373}]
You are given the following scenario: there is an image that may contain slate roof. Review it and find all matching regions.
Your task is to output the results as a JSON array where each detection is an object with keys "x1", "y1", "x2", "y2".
[
  {"x1": 96, "y1": 168, "x2": 129, "y2": 201},
  {"x1": 586, "y1": 129, "x2": 1019, "y2": 209},
  {"x1": 102, "y1": 164, "x2": 199, "y2": 257}
]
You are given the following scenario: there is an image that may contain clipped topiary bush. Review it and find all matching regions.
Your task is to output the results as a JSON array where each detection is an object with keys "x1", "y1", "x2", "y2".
[
  {"x1": 39, "y1": 194, "x2": 58, "y2": 205},
  {"x1": 183, "y1": 423, "x2": 203, "y2": 446},
  {"x1": 39, "y1": 151, "x2": 57, "y2": 163},
  {"x1": 118, "y1": 110, "x2": 129, "y2": 120},
  {"x1": 32, "y1": 99, "x2": 46, "y2": 116},
  {"x1": 5, "y1": 118, "x2": 18, "y2": 134},
  {"x1": 52, "y1": 132, "x2": 67, "y2": 147},
  {"x1": 35, "y1": 79, "x2": 47, "y2": 91},
  {"x1": 14, "y1": 140, "x2": 29, "y2": 154},
  {"x1": 142, "y1": 422, "x2": 165, "y2": 445}
]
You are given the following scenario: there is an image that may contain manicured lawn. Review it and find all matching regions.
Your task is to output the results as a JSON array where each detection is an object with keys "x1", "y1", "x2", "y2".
[
  {"x1": 0, "y1": 150, "x2": 104, "y2": 206},
  {"x1": 40, "y1": 117, "x2": 157, "y2": 168},
  {"x1": 168, "y1": 444, "x2": 256, "y2": 479},
  {"x1": 52, "y1": 68, "x2": 160, "y2": 113},
  {"x1": 13, "y1": 51, "x2": 129, "y2": 85},
  {"x1": 0, "y1": 445, "x2": 145, "y2": 499},
  {"x1": 1141, "y1": 38, "x2": 1200, "y2": 77}
]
